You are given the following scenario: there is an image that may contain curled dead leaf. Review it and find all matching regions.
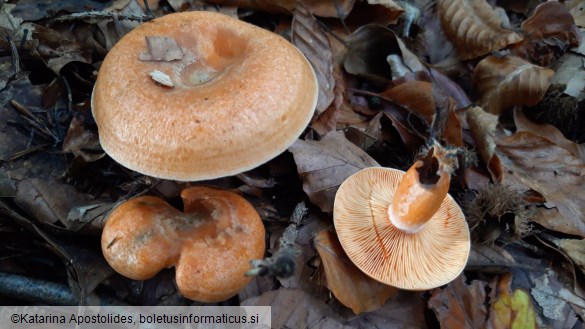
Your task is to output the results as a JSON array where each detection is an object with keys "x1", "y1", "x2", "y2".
[
  {"x1": 436, "y1": 0, "x2": 523, "y2": 60},
  {"x1": 428, "y1": 274, "x2": 489, "y2": 329},
  {"x1": 344, "y1": 25, "x2": 424, "y2": 83},
  {"x1": 512, "y1": 1, "x2": 581, "y2": 66},
  {"x1": 495, "y1": 128, "x2": 585, "y2": 236},
  {"x1": 467, "y1": 106, "x2": 503, "y2": 181},
  {"x1": 314, "y1": 230, "x2": 397, "y2": 314},
  {"x1": 288, "y1": 131, "x2": 379, "y2": 212},
  {"x1": 473, "y1": 55, "x2": 554, "y2": 115},
  {"x1": 292, "y1": 5, "x2": 334, "y2": 114},
  {"x1": 380, "y1": 80, "x2": 462, "y2": 146}
]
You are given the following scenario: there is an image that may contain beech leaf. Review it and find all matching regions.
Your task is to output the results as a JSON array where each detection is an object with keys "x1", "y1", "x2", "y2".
[
  {"x1": 428, "y1": 274, "x2": 489, "y2": 329},
  {"x1": 467, "y1": 106, "x2": 503, "y2": 181},
  {"x1": 292, "y1": 5, "x2": 335, "y2": 114},
  {"x1": 436, "y1": 0, "x2": 523, "y2": 60},
  {"x1": 314, "y1": 229, "x2": 397, "y2": 314},
  {"x1": 489, "y1": 274, "x2": 537, "y2": 329},
  {"x1": 473, "y1": 55, "x2": 554, "y2": 115},
  {"x1": 495, "y1": 128, "x2": 585, "y2": 236},
  {"x1": 288, "y1": 131, "x2": 379, "y2": 212}
]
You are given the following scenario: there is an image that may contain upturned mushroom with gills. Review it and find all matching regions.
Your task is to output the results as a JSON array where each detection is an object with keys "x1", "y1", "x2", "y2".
[{"x1": 333, "y1": 142, "x2": 470, "y2": 290}]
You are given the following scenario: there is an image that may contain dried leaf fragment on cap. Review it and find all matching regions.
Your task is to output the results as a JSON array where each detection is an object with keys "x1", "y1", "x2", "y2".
[
  {"x1": 436, "y1": 0, "x2": 523, "y2": 59},
  {"x1": 139, "y1": 36, "x2": 185, "y2": 61}
]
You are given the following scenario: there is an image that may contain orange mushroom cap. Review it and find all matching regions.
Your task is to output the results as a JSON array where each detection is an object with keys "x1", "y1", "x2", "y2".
[
  {"x1": 92, "y1": 11, "x2": 318, "y2": 181},
  {"x1": 101, "y1": 186, "x2": 265, "y2": 302},
  {"x1": 333, "y1": 167, "x2": 470, "y2": 290}
]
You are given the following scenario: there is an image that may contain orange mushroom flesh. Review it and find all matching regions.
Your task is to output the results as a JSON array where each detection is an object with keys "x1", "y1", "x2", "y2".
[
  {"x1": 92, "y1": 11, "x2": 318, "y2": 181},
  {"x1": 389, "y1": 147, "x2": 453, "y2": 233},
  {"x1": 333, "y1": 145, "x2": 469, "y2": 290},
  {"x1": 101, "y1": 186, "x2": 265, "y2": 302}
]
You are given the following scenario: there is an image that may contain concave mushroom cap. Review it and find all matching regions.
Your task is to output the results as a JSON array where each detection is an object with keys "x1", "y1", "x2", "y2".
[
  {"x1": 101, "y1": 186, "x2": 265, "y2": 302},
  {"x1": 92, "y1": 11, "x2": 318, "y2": 181},
  {"x1": 333, "y1": 167, "x2": 470, "y2": 290}
]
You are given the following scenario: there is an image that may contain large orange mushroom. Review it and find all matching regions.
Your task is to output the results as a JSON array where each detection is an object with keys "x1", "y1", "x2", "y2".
[
  {"x1": 101, "y1": 186, "x2": 265, "y2": 302},
  {"x1": 333, "y1": 143, "x2": 470, "y2": 290},
  {"x1": 91, "y1": 11, "x2": 318, "y2": 181}
]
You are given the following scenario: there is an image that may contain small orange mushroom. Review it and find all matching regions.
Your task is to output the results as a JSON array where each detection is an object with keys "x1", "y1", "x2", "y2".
[
  {"x1": 101, "y1": 186, "x2": 265, "y2": 302},
  {"x1": 333, "y1": 143, "x2": 470, "y2": 290}
]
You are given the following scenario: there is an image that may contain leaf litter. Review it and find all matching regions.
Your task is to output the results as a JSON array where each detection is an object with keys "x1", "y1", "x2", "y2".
[{"x1": 0, "y1": 0, "x2": 585, "y2": 327}]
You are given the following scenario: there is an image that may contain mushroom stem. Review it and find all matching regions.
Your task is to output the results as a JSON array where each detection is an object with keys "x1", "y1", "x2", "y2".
[{"x1": 388, "y1": 143, "x2": 458, "y2": 233}]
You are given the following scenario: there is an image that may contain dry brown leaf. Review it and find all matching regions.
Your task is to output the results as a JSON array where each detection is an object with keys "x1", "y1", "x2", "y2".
[
  {"x1": 512, "y1": 1, "x2": 581, "y2": 66},
  {"x1": 436, "y1": 0, "x2": 523, "y2": 60},
  {"x1": 513, "y1": 108, "x2": 585, "y2": 161},
  {"x1": 29, "y1": 23, "x2": 93, "y2": 74},
  {"x1": 380, "y1": 80, "x2": 462, "y2": 146},
  {"x1": 62, "y1": 117, "x2": 105, "y2": 162},
  {"x1": 314, "y1": 229, "x2": 397, "y2": 314},
  {"x1": 428, "y1": 274, "x2": 489, "y2": 329},
  {"x1": 241, "y1": 288, "x2": 351, "y2": 328},
  {"x1": 467, "y1": 106, "x2": 503, "y2": 181},
  {"x1": 344, "y1": 25, "x2": 424, "y2": 83},
  {"x1": 288, "y1": 131, "x2": 379, "y2": 212},
  {"x1": 495, "y1": 129, "x2": 585, "y2": 236},
  {"x1": 206, "y1": 0, "x2": 356, "y2": 18},
  {"x1": 473, "y1": 55, "x2": 554, "y2": 115},
  {"x1": 292, "y1": 5, "x2": 334, "y2": 114},
  {"x1": 14, "y1": 178, "x2": 97, "y2": 230}
]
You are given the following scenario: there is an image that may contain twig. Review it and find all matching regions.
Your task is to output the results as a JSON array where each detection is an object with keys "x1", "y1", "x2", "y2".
[
  {"x1": 49, "y1": 11, "x2": 153, "y2": 24},
  {"x1": 0, "y1": 272, "x2": 124, "y2": 305},
  {"x1": 6, "y1": 35, "x2": 20, "y2": 77},
  {"x1": 247, "y1": 202, "x2": 308, "y2": 278}
]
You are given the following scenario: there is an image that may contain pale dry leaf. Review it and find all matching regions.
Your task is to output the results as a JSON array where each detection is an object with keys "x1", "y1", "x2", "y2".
[
  {"x1": 314, "y1": 230, "x2": 397, "y2": 314},
  {"x1": 473, "y1": 55, "x2": 554, "y2": 115},
  {"x1": 566, "y1": 0, "x2": 585, "y2": 27},
  {"x1": 288, "y1": 131, "x2": 379, "y2": 212},
  {"x1": 557, "y1": 239, "x2": 585, "y2": 272},
  {"x1": 292, "y1": 5, "x2": 334, "y2": 114},
  {"x1": 495, "y1": 129, "x2": 585, "y2": 236},
  {"x1": 428, "y1": 274, "x2": 489, "y2": 329},
  {"x1": 436, "y1": 0, "x2": 523, "y2": 60},
  {"x1": 139, "y1": 36, "x2": 185, "y2": 61},
  {"x1": 531, "y1": 270, "x2": 584, "y2": 326},
  {"x1": 467, "y1": 106, "x2": 503, "y2": 182}
]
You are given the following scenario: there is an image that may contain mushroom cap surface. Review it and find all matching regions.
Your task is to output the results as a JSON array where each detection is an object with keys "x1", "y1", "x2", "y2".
[
  {"x1": 333, "y1": 167, "x2": 470, "y2": 290},
  {"x1": 101, "y1": 186, "x2": 266, "y2": 302},
  {"x1": 92, "y1": 11, "x2": 318, "y2": 181}
]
